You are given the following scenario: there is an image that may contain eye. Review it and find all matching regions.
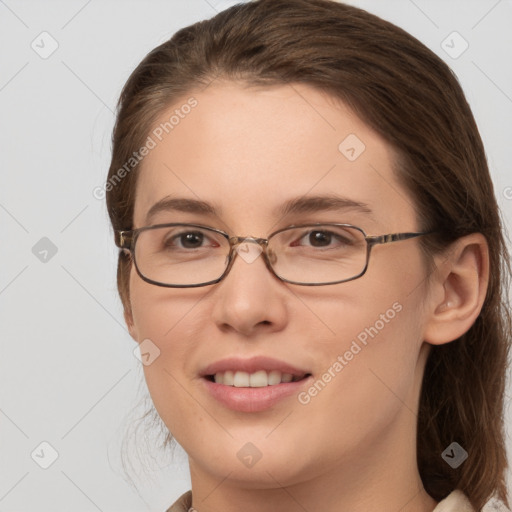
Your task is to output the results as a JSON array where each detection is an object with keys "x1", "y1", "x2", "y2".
[
  {"x1": 291, "y1": 229, "x2": 352, "y2": 248},
  {"x1": 305, "y1": 230, "x2": 333, "y2": 247},
  {"x1": 163, "y1": 229, "x2": 218, "y2": 250},
  {"x1": 176, "y1": 231, "x2": 205, "y2": 249}
]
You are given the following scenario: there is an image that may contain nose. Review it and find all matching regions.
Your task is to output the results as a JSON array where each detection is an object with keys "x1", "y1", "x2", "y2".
[{"x1": 210, "y1": 241, "x2": 288, "y2": 337}]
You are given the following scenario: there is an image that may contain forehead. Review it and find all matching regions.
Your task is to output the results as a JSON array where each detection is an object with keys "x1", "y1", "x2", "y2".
[{"x1": 133, "y1": 81, "x2": 417, "y2": 233}]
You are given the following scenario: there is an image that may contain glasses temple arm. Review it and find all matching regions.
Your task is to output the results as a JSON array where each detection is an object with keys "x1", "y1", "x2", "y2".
[
  {"x1": 366, "y1": 231, "x2": 435, "y2": 245},
  {"x1": 115, "y1": 230, "x2": 134, "y2": 249}
]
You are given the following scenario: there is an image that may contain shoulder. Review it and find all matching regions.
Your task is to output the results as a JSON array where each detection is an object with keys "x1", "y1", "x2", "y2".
[{"x1": 164, "y1": 490, "x2": 193, "y2": 512}]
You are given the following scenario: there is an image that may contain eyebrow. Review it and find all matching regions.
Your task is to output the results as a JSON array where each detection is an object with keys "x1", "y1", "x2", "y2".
[
  {"x1": 144, "y1": 194, "x2": 374, "y2": 225},
  {"x1": 275, "y1": 194, "x2": 374, "y2": 220},
  {"x1": 145, "y1": 197, "x2": 218, "y2": 225}
]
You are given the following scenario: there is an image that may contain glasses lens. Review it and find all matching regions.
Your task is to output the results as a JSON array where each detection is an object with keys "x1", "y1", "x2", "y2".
[
  {"x1": 134, "y1": 225, "x2": 229, "y2": 286},
  {"x1": 269, "y1": 225, "x2": 367, "y2": 284}
]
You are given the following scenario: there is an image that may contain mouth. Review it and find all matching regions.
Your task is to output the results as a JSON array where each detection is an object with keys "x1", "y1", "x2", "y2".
[
  {"x1": 203, "y1": 370, "x2": 312, "y2": 387},
  {"x1": 201, "y1": 369, "x2": 314, "y2": 412},
  {"x1": 199, "y1": 356, "x2": 313, "y2": 411}
]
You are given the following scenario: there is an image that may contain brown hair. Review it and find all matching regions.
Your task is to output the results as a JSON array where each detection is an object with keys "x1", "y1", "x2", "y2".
[{"x1": 106, "y1": 0, "x2": 511, "y2": 509}]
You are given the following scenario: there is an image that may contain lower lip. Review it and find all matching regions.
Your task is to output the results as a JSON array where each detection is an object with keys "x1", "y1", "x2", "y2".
[{"x1": 201, "y1": 376, "x2": 313, "y2": 412}]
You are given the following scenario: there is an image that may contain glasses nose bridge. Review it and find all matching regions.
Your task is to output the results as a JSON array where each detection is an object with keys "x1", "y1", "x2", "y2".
[
  {"x1": 229, "y1": 235, "x2": 269, "y2": 249},
  {"x1": 226, "y1": 235, "x2": 275, "y2": 271}
]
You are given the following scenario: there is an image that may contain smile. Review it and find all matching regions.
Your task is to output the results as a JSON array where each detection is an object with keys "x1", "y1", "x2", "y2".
[{"x1": 206, "y1": 370, "x2": 310, "y2": 387}]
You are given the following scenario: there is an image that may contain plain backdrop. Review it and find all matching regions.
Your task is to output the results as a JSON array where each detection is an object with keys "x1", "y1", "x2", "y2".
[{"x1": 1, "y1": 0, "x2": 511, "y2": 510}]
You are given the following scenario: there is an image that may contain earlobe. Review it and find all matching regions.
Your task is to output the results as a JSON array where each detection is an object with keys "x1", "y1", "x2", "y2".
[{"x1": 423, "y1": 233, "x2": 489, "y2": 345}]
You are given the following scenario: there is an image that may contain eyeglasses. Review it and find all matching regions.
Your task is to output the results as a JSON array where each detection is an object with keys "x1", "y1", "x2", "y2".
[{"x1": 115, "y1": 222, "x2": 434, "y2": 288}]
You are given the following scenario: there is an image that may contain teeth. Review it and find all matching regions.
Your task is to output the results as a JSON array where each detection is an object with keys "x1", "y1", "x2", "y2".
[{"x1": 212, "y1": 370, "x2": 300, "y2": 387}]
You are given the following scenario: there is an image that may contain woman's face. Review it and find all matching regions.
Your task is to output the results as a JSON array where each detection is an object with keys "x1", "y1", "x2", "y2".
[{"x1": 126, "y1": 82, "x2": 433, "y2": 489}]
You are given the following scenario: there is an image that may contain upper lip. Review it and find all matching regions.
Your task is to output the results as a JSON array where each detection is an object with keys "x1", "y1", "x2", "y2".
[{"x1": 200, "y1": 356, "x2": 311, "y2": 378}]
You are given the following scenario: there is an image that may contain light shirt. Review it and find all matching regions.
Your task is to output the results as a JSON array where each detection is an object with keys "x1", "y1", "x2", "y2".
[{"x1": 164, "y1": 488, "x2": 476, "y2": 512}]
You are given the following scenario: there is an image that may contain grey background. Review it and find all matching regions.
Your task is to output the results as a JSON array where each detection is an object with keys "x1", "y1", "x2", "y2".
[{"x1": 0, "y1": 0, "x2": 511, "y2": 510}]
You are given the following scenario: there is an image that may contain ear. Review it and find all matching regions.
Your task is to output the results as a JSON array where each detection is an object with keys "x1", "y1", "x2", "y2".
[{"x1": 423, "y1": 233, "x2": 489, "y2": 345}]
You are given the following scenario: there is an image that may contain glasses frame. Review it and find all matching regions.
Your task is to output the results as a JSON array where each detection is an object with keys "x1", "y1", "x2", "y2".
[{"x1": 115, "y1": 222, "x2": 435, "y2": 288}]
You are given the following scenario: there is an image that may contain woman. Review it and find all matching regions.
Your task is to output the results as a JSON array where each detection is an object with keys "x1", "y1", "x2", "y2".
[{"x1": 105, "y1": 0, "x2": 511, "y2": 510}]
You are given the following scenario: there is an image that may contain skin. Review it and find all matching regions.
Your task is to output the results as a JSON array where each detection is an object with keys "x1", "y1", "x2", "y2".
[{"x1": 124, "y1": 82, "x2": 489, "y2": 512}]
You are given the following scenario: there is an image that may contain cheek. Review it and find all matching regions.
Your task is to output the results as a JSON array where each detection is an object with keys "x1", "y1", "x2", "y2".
[
  {"x1": 301, "y1": 255, "x2": 426, "y2": 413},
  {"x1": 129, "y1": 265, "x2": 205, "y2": 341},
  {"x1": 293, "y1": 298, "x2": 422, "y2": 464},
  {"x1": 128, "y1": 272, "x2": 209, "y2": 423}
]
